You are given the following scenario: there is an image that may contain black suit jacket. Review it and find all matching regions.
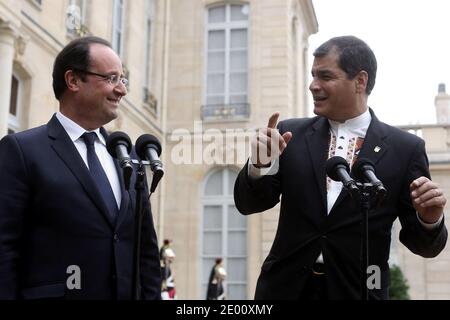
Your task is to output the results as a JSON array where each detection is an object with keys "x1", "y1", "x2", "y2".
[
  {"x1": 234, "y1": 110, "x2": 447, "y2": 300},
  {"x1": 0, "y1": 115, "x2": 161, "y2": 299}
]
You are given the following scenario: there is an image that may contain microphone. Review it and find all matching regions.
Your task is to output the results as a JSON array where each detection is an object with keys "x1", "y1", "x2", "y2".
[
  {"x1": 106, "y1": 131, "x2": 133, "y2": 190},
  {"x1": 135, "y1": 134, "x2": 164, "y2": 193},
  {"x1": 352, "y1": 158, "x2": 387, "y2": 199},
  {"x1": 325, "y1": 156, "x2": 359, "y2": 196}
]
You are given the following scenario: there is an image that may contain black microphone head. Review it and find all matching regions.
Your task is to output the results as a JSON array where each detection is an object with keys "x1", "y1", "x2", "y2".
[
  {"x1": 135, "y1": 134, "x2": 162, "y2": 160},
  {"x1": 351, "y1": 158, "x2": 375, "y2": 181},
  {"x1": 106, "y1": 131, "x2": 132, "y2": 158},
  {"x1": 325, "y1": 156, "x2": 350, "y2": 182}
]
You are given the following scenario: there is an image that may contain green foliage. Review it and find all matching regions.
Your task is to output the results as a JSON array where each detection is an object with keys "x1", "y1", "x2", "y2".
[{"x1": 389, "y1": 265, "x2": 410, "y2": 300}]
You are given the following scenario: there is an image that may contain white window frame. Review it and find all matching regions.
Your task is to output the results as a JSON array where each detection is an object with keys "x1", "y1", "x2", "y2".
[
  {"x1": 204, "y1": 3, "x2": 249, "y2": 108},
  {"x1": 112, "y1": 0, "x2": 126, "y2": 57},
  {"x1": 8, "y1": 73, "x2": 22, "y2": 134},
  {"x1": 200, "y1": 168, "x2": 247, "y2": 300}
]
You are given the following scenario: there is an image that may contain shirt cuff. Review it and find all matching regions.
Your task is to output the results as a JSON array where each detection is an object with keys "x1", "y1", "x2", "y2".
[
  {"x1": 247, "y1": 158, "x2": 280, "y2": 178},
  {"x1": 416, "y1": 212, "x2": 443, "y2": 230}
]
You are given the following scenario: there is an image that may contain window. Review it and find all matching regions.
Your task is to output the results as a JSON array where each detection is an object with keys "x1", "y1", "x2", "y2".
[
  {"x1": 8, "y1": 75, "x2": 21, "y2": 133},
  {"x1": 112, "y1": 0, "x2": 126, "y2": 57},
  {"x1": 203, "y1": 4, "x2": 250, "y2": 120},
  {"x1": 201, "y1": 168, "x2": 247, "y2": 299}
]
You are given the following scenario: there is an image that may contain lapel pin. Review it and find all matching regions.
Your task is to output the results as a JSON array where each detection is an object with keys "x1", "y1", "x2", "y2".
[{"x1": 374, "y1": 146, "x2": 381, "y2": 153}]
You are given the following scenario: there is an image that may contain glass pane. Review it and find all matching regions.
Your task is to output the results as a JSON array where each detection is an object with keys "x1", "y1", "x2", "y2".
[
  {"x1": 227, "y1": 284, "x2": 247, "y2": 300},
  {"x1": 207, "y1": 74, "x2": 225, "y2": 95},
  {"x1": 230, "y1": 29, "x2": 247, "y2": 48},
  {"x1": 115, "y1": 33, "x2": 122, "y2": 55},
  {"x1": 206, "y1": 95, "x2": 225, "y2": 105},
  {"x1": 202, "y1": 258, "x2": 217, "y2": 283},
  {"x1": 208, "y1": 52, "x2": 225, "y2": 72},
  {"x1": 230, "y1": 51, "x2": 247, "y2": 71},
  {"x1": 147, "y1": 0, "x2": 155, "y2": 16},
  {"x1": 205, "y1": 170, "x2": 223, "y2": 195},
  {"x1": 117, "y1": 0, "x2": 123, "y2": 26},
  {"x1": 208, "y1": 6, "x2": 226, "y2": 23},
  {"x1": 204, "y1": 205, "x2": 222, "y2": 229},
  {"x1": 208, "y1": 30, "x2": 225, "y2": 50},
  {"x1": 228, "y1": 205, "x2": 246, "y2": 229},
  {"x1": 201, "y1": 284, "x2": 208, "y2": 299},
  {"x1": 227, "y1": 170, "x2": 238, "y2": 195},
  {"x1": 230, "y1": 95, "x2": 247, "y2": 104},
  {"x1": 9, "y1": 76, "x2": 18, "y2": 116},
  {"x1": 230, "y1": 73, "x2": 247, "y2": 93},
  {"x1": 230, "y1": 4, "x2": 249, "y2": 21},
  {"x1": 227, "y1": 258, "x2": 247, "y2": 281},
  {"x1": 227, "y1": 231, "x2": 246, "y2": 255},
  {"x1": 203, "y1": 232, "x2": 221, "y2": 255}
]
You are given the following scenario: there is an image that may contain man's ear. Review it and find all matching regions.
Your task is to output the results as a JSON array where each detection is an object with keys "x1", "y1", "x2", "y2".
[
  {"x1": 355, "y1": 70, "x2": 368, "y2": 94},
  {"x1": 65, "y1": 70, "x2": 81, "y2": 93}
]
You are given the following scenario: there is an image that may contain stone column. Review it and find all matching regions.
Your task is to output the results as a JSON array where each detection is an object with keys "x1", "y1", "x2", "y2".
[{"x1": 0, "y1": 21, "x2": 17, "y2": 136}]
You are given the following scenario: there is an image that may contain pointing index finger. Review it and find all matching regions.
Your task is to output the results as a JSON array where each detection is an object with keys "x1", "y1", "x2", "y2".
[{"x1": 268, "y1": 112, "x2": 280, "y2": 129}]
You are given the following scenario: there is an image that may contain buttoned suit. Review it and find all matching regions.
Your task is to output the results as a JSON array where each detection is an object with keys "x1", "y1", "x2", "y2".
[{"x1": 0, "y1": 114, "x2": 161, "y2": 299}]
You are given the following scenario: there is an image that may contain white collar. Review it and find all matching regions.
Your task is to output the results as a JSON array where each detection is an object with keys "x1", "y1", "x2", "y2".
[
  {"x1": 56, "y1": 112, "x2": 105, "y2": 145},
  {"x1": 328, "y1": 109, "x2": 371, "y2": 133}
]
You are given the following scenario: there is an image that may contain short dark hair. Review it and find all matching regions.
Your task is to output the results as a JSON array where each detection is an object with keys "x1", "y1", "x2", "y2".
[
  {"x1": 52, "y1": 36, "x2": 112, "y2": 100},
  {"x1": 313, "y1": 35, "x2": 377, "y2": 95}
]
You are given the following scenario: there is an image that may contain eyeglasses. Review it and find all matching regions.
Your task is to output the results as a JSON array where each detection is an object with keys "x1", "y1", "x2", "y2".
[{"x1": 73, "y1": 68, "x2": 129, "y2": 87}]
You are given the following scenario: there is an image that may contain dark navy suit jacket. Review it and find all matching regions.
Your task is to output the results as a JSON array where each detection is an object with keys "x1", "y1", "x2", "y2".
[
  {"x1": 0, "y1": 114, "x2": 161, "y2": 299},
  {"x1": 234, "y1": 109, "x2": 447, "y2": 299}
]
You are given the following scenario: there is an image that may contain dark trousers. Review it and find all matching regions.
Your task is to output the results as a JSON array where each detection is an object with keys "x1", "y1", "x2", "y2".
[{"x1": 298, "y1": 263, "x2": 327, "y2": 300}]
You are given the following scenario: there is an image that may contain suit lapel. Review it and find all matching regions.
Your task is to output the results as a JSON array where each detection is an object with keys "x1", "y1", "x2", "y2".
[
  {"x1": 305, "y1": 117, "x2": 330, "y2": 214},
  {"x1": 47, "y1": 115, "x2": 115, "y2": 228},
  {"x1": 329, "y1": 109, "x2": 389, "y2": 213},
  {"x1": 356, "y1": 111, "x2": 388, "y2": 165}
]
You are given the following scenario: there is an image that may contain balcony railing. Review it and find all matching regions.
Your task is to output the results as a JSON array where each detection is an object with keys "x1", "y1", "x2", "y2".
[{"x1": 201, "y1": 103, "x2": 250, "y2": 121}]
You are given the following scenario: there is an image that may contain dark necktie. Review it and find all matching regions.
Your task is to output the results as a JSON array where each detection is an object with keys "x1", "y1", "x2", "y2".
[{"x1": 82, "y1": 132, "x2": 119, "y2": 221}]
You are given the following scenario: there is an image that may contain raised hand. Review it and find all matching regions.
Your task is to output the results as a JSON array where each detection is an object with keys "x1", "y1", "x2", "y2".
[{"x1": 251, "y1": 112, "x2": 292, "y2": 167}]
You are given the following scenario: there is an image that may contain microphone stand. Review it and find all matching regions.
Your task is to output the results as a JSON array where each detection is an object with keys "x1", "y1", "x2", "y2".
[
  {"x1": 131, "y1": 162, "x2": 145, "y2": 300},
  {"x1": 130, "y1": 159, "x2": 155, "y2": 300},
  {"x1": 357, "y1": 183, "x2": 373, "y2": 301},
  {"x1": 346, "y1": 182, "x2": 384, "y2": 300}
]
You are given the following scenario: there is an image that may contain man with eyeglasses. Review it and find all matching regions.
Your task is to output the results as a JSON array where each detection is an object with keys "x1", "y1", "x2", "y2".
[{"x1": 0, "y1": 36, "x2": 161, "y2": 300}]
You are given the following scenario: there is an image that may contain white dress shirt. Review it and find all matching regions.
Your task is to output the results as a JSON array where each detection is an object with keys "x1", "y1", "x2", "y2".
[
  {"x1": 56, "y1": 112, "x2": 122, "y2": 209},
  {"x1": 326, "y1": 109, "x2": 372, "y2": 213}
]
